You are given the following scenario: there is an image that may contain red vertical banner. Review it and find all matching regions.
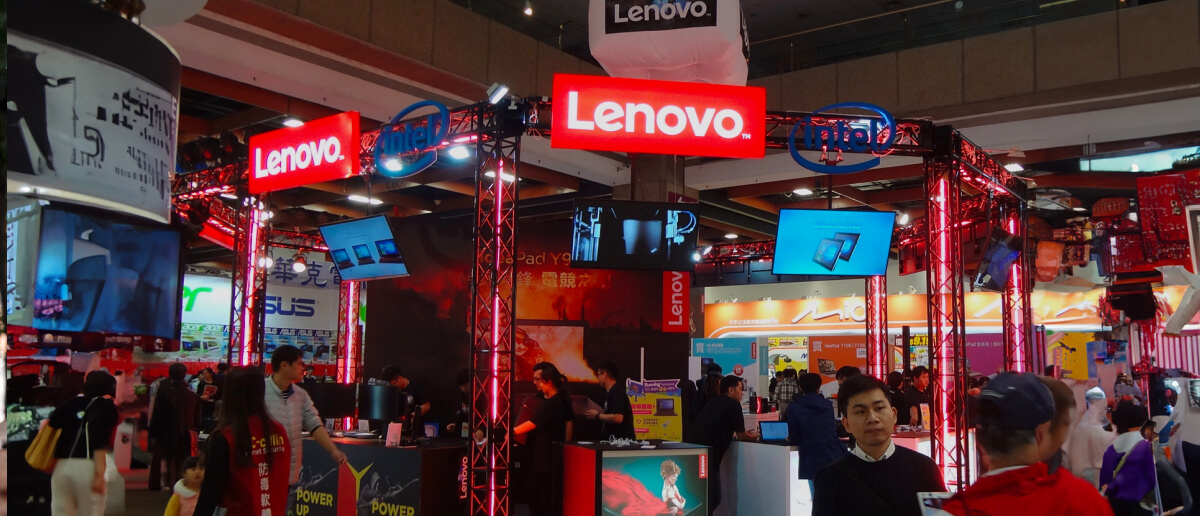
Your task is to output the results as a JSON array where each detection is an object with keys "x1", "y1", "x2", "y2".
[{"x1": 662, "y1": 271, "x2": 690, "y2": 332}]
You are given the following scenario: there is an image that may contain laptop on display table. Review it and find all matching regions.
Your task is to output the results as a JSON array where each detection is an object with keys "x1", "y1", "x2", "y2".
[{"x1": 759, "y1": 421, "x2": 790, "y2": 445}]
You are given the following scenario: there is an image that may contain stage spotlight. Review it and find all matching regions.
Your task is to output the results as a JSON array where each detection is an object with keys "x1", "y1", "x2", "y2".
[
  {"x1": 218, "y1": 132, "x2": 248, "y2": 164},
  {"x1": 524, "y1": 0, "x2": 533, "y2": 15},
  {"x1": 692, "y1": 251, "x2": 702, "y2": 262},
  {"x1": 448, "y1": 146, "x2": 471, "y2": 160},
  {"x1": 487, "y1": 83, "x2": 510, "y2": 105},
  {"x1": 897, "y1": 212, "x2": 910, "y2": 225},
  {"x1": 283, "y1": 118, "x2": 305, "y2": 127},
  {"x1": 292, "y1": 254, "x2": 308, "y2": 273}
]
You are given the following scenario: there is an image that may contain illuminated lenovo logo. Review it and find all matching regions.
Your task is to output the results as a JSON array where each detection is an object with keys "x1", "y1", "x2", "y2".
[
  {"x1": 248, "y1": 112, "x2": 360, "y2": 194},
  {"x1": 787, "y1": 102, "x2": 896, "y2": 174},
  {"x1": 254, "y1": 137, "x2": 344, "y2": 178},
  {"x1": 552, "y1": 74, "x2": 764, "y2": 159}
]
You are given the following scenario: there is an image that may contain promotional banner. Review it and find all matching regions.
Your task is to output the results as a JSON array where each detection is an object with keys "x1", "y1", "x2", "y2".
[
  {"x1": 627, "y1": 379, "x2": 683, "y2": 441},
  {"x1": 6, "y1": 198, "x2": 42, "y2": 328},
  {"x1": 294, "y1": 440, "x2": 466, "y2": 516},
  {"x1": 808, "y1": 336, "x2": 866, "y2": 382},
  {"x1": 692, "y1": 338, "x2": 756, "y2": 378},
  {"x1": 249, "y1": 111, "x2": 361, "y2": 194},
  {"x1": 8, "y1": 31, "x2": 177, "y2": 223},
  {"x1": 601, "y1": 452, "x2": 708, "y2": 516},
  {"x1": 551, "y1": 74, "x2": 765, "y2": 159},
  {"x1": 663, "y1": 272, "x2": 691, "y2": 333},
  {"x1": 965, "y1": 333, "x2": 1004, "y2": 375},
  {"x1": 1088, "y1": 340, "x2": 1129, "y2": 378},
  {"x1": 1047, "y1": 332, "x2": 1094, "y2": 380},
  {"x1": 766, "y1": 337, "x2": 808, "y2": 374}
]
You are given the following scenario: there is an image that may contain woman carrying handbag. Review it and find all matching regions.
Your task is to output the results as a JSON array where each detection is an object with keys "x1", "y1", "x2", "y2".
[{"x1": 47, "y1": 371, "x2": 120, "y2": 516}]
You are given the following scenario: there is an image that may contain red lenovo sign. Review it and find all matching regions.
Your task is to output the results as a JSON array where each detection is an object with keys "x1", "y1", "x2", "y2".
[
  {"x1": 551, "y1": 74, "x2": 765, "y2": 159},
  {"x1": 249, "y1": 112, "x2": 361, "y2": 194},
  {"x1": 663, "y1": 271, "x2": 690, "y2": 333}
]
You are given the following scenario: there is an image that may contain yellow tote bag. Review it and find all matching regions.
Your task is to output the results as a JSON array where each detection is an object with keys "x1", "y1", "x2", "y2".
[{"x1": 25, "y1": 420, "x2": 62, "y2": 473}]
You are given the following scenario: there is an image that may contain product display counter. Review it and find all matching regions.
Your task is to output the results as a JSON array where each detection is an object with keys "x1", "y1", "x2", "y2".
[
  {"x1": 562, "y1": 440, "x2": 709, "y2": 516},
  {"x1": 292, "y1": 438, "x2": 467, "y2": 516},
  {"x1": 716, "y1": 441, "x2": 809, "y2": 516}
]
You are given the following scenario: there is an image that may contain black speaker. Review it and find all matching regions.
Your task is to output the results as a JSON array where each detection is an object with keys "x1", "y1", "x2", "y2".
[{"x1": 1108, "y1": 285, "x2": 1157, "y2": 321}]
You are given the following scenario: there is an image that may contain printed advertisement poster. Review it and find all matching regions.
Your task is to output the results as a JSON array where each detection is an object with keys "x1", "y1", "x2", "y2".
[
  {"x1": 627, "y1": 379, "x2": 683, "y2": 441},
  {"x1": 809, "y1": 336, "x2": 866, "y2": 383},
  {"x1": 295, "y1": 440, "x2": 467, "y2": 516},
  {"x1": 1088, "y1": 340, "x2": 1129, "y2": 378},
  {"x1": 1047, "y1": 332, "x2": 1093, "y2": 380},
  {"x1": 692, "y1": 338, "x2": 756, "y2": 378},
  {"x1": 766, "y1": 338, "x2": 809, "y2": 374},
  {"x1": 601, "y1": 453, "x2": 708, "y2": 516},
  {"x1": 965, "y1": 334, "x2": 1004, "y2": 375}
]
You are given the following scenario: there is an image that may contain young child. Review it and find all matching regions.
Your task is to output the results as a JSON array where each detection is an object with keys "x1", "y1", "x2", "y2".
[
  {"x1": 164, "y1": 456, "x2": 204, "y2": 516},
  {"x1": 660, "y1": 459, "x2": 686, "y2": 515}
]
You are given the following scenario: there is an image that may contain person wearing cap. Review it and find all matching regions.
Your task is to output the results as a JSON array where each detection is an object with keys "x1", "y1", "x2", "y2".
[
  {"x1": 1100, "y1": 400, "x2": 1157, "y2": 515},
  {"x1": 941, "y1": 372, "x2": 1113, "y2": 516},
  {"x1": 812, "y1": 374, "x2": 944, "y2": 516},
  {"x1": 1068, "y1": 386, "x2": 1118, "y2": 487}
]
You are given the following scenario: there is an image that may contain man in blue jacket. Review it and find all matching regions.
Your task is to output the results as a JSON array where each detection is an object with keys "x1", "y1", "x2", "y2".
[{"x1": 785, "y1": 372, "x2": 849, "y2": 490}]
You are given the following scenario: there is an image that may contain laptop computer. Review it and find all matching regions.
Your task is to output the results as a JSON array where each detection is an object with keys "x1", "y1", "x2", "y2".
[
  {"x1": 654, "y1": 398, "x2": 678, "y2": 416},
  {"x1": 759, "y1": 421, "x2": 789, "y2": 445},
  {"x1": 331, "y1": 248, "x2": 356, "y2": 269},
  {"x1": 812, "y1": 238, "x2": 844, "y2": 271},
  {"x1": 353, "y1": 244, "x2": 376, "y2": 265},
  {"x1": 375, "y1": 238, "x2": 404, "y2": 264}
]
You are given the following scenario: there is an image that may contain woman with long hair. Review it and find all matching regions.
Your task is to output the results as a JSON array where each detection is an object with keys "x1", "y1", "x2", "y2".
[
  {"x1": 48, "y1": 370, "x2": 119, "y2": 516},
  {"x1": 194, "y1": 367, "x2": 290, "y2": 516}
]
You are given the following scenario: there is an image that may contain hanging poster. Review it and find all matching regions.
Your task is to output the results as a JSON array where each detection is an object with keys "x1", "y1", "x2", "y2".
[
  {"x1": 766, "y1": 337, "x2": 809, "y2": 374},
  {"x1": 692, "y1": 338, "x2": 756, "y2": 379},
  {"x1": 1047, "y1": 332, "x2": 1093, "y2": 380},
  {"x1": 627, "y1": 379, "x2": 684, "y2": 441}
]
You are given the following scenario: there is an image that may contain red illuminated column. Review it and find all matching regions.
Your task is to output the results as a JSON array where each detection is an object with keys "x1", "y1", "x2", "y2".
[
  {"x1": 865, "y1": 275, "x2": 889, "y2": 378},
  {"x1": 228, "y1": 198, "x2": 269, "y2": 366},
  {"x1": 337, "y1": 280, "x2": 361, "y2": 384},
  {"x1": 1002, "y1": 210, "x2": 1032, "y2": 372}
]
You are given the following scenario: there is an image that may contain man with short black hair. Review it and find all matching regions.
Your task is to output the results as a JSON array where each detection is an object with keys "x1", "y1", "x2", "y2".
[
  {"x1": 585, "y1": 361, "x2": 636, "y2": 440},
  {"x1": 685, "y1": 375, "x2": 759, "y2": 515},
  {"x1": 381, "y1": 365, "x2": 431, "y2": 416},
  {"x1": 813, "y1": 374, "x2": 945, "y2": 516},
  {"x1": 820, "y1": 365, "x2": 863, "y2": 399},
  {"x1": 906, "y1": 365, "x2": 933, "y2": 428},
  {"x1": 775, "y1": 368, "x2": 799, "y2": 415},
  {"x1": 941, "y1": 372, "x2": 1113, "y2": 515}
]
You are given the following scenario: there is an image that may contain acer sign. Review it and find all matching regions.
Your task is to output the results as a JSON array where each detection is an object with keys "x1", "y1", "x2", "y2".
[
  {"x1": 551, "y1": 74, "x2": 765, "y2": 159},
  {"x1": 663, "y1": 271, "x2": 690, "y2": 333},
  {"x1": 248, "y1": 111, "x2": 361, "y2": 194}
]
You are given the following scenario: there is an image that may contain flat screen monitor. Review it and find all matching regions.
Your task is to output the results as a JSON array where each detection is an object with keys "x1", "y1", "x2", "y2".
[
  {"x1": 759, "y1": 421, "x2": 789, "y2": 442},
  {"x1": 318, "y1": 215, "x2": 408, "y2": 281},
  {"x1": 32, "y1": 205, "x2": 182, "y2": 339},
  {"x1": 306, "y1": 383, "x2": 357, "y2": 419},
  {"x1": 972, "y1": 227, "x2": 1021, "y2": 292},
  {"x1": 570, "y1": 199, "x2": 698, "y2": 271},
  {"x1": 358, "y1": 384, "x2": 403, "y2": 421},
  {"x1": 772, "y1": 209, "x2": 896, "y2": 276}
]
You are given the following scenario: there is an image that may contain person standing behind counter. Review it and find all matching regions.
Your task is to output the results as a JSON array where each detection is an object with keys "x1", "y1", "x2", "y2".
[
  {"x1": 514, "y1": 362, "x2": 575, "y2": 516},
  {"x1": 585, "y1": 361, "x2": 635, "y2": 440},
  {"x1": 381, "y1": 365, "x2": 431, "y2": 416},
  {"x1": 685, "y1": 375, "x2": 760, "y2": 516}
]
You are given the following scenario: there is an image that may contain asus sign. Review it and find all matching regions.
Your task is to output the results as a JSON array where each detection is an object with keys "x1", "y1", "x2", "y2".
[
  {"x1": 551, "y1": 74, "x2": 765, "y2": 159},
  {"x1": 248, "y1": 112, "x2": 361, "y2": 194}
]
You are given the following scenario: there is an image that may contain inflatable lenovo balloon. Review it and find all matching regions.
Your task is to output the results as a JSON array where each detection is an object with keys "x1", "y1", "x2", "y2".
[{"x1": 589, "y1": 0, "x2": 749, "y2": 86}]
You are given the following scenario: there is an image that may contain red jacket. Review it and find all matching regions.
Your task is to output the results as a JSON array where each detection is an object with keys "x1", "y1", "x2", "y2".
[
  {"x1": 204, "y1": 415, "x2": 291, "y2": 516},
  {"x1": 942, "y1": 462, "x2": 1114, "y2": 516}
]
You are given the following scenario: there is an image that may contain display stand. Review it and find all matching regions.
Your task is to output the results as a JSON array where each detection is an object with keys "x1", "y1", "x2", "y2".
[
  {"x1": 563, "y1": 441, "x2": 709, "y2": 516},
  {"x1": 719, "y1": 441, "x2": 808, "y2": 516}
]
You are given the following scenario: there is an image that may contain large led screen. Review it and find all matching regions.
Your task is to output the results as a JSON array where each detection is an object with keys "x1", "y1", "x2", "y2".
[
  {"x1": 772, "y1": 209, "x2": 896, "y2": 276},
  {"x1": 601, "y1": 451, "x2": 708, "y2": 515},
  {"x1": 513, "y1": 323, "x2": 592, "y2": 383},
  {"x1": 318, "y1": 215, "x2": 409, "y2": 281},
  {"x1": 32, "y1": 205, "x2": 182, "y2": 339},
  {"x1": 570, "y1": 199, "x2": 698, "y2": 271}
]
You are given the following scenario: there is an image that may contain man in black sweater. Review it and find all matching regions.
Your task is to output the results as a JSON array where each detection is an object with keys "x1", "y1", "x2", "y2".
[
  {"x1": 685, "y1": 375, "x2": 759, "y2": 515},
  {"x1": 813, "y1": 374, "x2": 945, "y2": 516}
]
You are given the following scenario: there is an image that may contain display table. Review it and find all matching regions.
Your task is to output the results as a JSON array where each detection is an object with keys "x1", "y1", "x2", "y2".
[
  {"x1": 562, "y1": 440, "x2": 709, "y2": 516},
  {"x1": 292, "y1": 438, "x2": 467, "y2": 516},
  {"x1": 716, "y1": 441, "x2": 809, "y2": 516},
  {"x1": 742, "y1": 411, "x2": 780, "y2": 430}
]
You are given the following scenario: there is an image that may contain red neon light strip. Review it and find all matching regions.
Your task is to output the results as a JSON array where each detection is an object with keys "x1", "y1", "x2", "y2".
[
  {"x1": 935, "y1": 178, "x2": 955, "y2": 486},
  {"x1": 343, "y1": 281, "x2": 360, "y2": 384},
  {"x1": 490, "y1": 158, "x2": 505, "y2": 516},
  {"x1": 242, "y1": 208, "x2": 260, "y2": 366},
  {"x1": 1006, "y1": 216, "x2": 1025, "y2": 372}
]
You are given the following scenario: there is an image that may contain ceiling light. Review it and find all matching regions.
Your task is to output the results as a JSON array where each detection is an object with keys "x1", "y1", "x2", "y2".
[
  {"x1": 523, "y1": 0, "x2": 533, "y2": 15},
  {"x1": 447, "y1": 146, "x2": 471, "y2": 160},
  {"x1": 348, "y1": 195, "x2": 384, "y2": 205},
  {"x1": 692, "y1": 252, "x2": 702, "y2": 262},
  {"x1": 725, "y1": 233, "x2": 738, "y2": 239},
  {"x1": 793, "y1": 188, "x2": 814, "y2": 196},
  {"x1": 1004, "y1": 163, "x2": 1024, "y2": 172},
  {"x1": 219, "y1": 192, "x2": 238, "y2": 200},
  {"x1": 487, "y1": 83, "x2": 510, "y2": 105},
  {"x1": 484, "y1": 170, "x2": 515, "y2": 182},
  {"x1": 382, "y1": 158, "x2": 404, "y2": 172},
  {"x1": 702, "y1": 245, "x2": 713, "y2": 255},
  {"x1": 1073, "y1": 206, "x2": 1088, "y2": 212},
  {"x1": 897, "y1": 212, "x2": 910, "y2": 225},
  {"x1": 292, "y1": 254, "x2": 307, "y2": 273},
  {"x1": 19, "y1": 185, "x2": 33, "y2": 193},
  {"x1": 282, "y1": 118, "x2": 305, "y2": 128}
]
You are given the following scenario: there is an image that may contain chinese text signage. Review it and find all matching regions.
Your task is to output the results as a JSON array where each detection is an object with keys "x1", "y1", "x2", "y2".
[
  {"x1": 552, "y1": 74, "x2": 765, "y2": 159},
  {"x1": 249, "y1": 111, "x2": 361, "y2": 194}
]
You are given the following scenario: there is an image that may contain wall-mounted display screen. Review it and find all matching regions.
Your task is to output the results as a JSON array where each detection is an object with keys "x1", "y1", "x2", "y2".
[
  {"x1": 772, "y1": 209, "x2": 896, "y2": 276},
  {"x1": 318, "y1": 215, "x2": 408, "y2": 281},
  {"x1": 32, "y1": 205, "x2": 182, "y2": 339},
  {"x1": 973, "y1": 227, "x2": 1021, "y2": 292},
  {"x1": 570, "y1": 199, "x2": 698, "y2": 271}
]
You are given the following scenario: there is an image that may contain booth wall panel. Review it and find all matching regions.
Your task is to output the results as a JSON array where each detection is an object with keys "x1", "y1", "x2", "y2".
[
  {"x1": 1035, "y1": 12, "x2": 1119, "y2": 91},
  {"x1": 836, "y1": 53, "x2": 899, "y2": 112},
  {"x1": 487, "y1": 21, "x2": 538, "y2": 98},
  {"x1": 299, "y1": 0, "x2": 372, "y2": 41},
  {"x1": 563, "y1": 445, "x2": 597, "y2": 516},
  {"x1": 370, "y1": 0, "x2": 436, "y2": 64},
  {"x1": 1118, "y1": 0, "x2": 1200, "y2": 78},
  {"x1": 898, "y1": 40, "x2": 964, "y2": 113},
  {"x1": 781, "y1": 64, "x2": 837, "y2": 112},
  {"x1": 537, "y1": 42, "x2": 583, "y2": 96},
  {"x1": 962, "y1": 28, "x2": 1035, "y2": 103},
  {"x1": 433, "y1": 0, "x2": 491, "y2": 84}
]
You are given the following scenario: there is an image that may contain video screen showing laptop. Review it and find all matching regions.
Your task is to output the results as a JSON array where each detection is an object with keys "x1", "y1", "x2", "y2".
[
  {"x1": 570, "y1": 199, "x2": 699, "y2": 271},
  {"x1": 318, "y1": 215, "x2": 408, "y2": 281},
  {"x1": 772, "y1": 209, "x2": 896, "y2": 276}
]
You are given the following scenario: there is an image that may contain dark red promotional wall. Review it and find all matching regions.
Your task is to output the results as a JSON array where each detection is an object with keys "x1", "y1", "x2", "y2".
[{"x1": 365, "y1": 217, "x2": 690, "y2": 427}]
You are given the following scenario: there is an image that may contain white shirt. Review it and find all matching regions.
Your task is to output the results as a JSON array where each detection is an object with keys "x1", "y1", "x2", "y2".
[
  {"x1": 662, "y1": 483, "x2": 684, "y2": 509},
  {"x1": 851, "y1": 441, "x2": 897, "y2": 462}
]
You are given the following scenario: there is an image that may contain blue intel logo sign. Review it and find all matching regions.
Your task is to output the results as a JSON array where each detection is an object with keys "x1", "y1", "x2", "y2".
[
  {"x1": 787, "y1": 102, "x2": 896, "y2": 174},
  {"x1": 374, "y1": 100, "x2": 451, "y2": 178}
]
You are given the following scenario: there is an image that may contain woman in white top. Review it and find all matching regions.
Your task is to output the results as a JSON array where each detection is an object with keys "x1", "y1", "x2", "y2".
[{"x1": 660, "y1": 460, "x2": 686, "y2": 515}]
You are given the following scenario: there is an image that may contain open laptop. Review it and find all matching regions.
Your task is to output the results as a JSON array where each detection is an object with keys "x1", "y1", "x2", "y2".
[
  {"x1": 353, "y1": 244, "x2": 376, "y2": 265},
  {"x1": 375, "y1": 238, "x2": 405, "y2": 263},
  {"x1": 654, "y1": 398, "x2": 677, "y2": 416},
  {"x1": 812, "y1": 237, "x2": 844, "y2": 271},
  {"x1": 331, "y1": 248, "x2": 356, "y2": 269},
  {"x1": 759, "y1": 421, "x2": 789, "y2": 445}
]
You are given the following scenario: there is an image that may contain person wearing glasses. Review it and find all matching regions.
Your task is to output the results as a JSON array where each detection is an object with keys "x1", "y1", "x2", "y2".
[
  {"x1": 585, "y1": 361, "x2": 635, "y2": 440},
  {"x1": 515, "y1": 362, "x2": 574, "y2": 516}
]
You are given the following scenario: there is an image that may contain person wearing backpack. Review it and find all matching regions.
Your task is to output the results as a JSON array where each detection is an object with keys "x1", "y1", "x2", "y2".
[{"x1": 47, "y1": 370, "x2": 120, "y2": 516}]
